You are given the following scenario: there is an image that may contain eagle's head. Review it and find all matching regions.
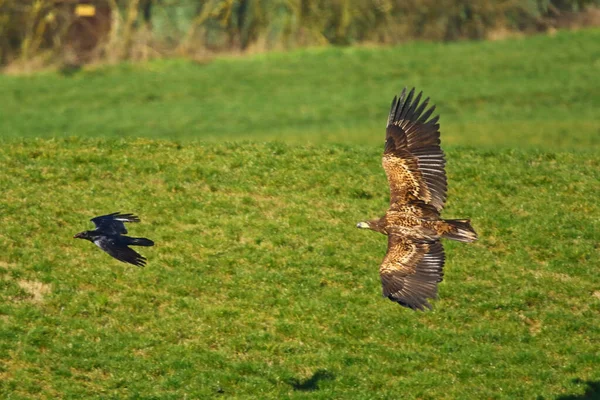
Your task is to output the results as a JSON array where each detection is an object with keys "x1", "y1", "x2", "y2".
[{"x1": 356, "y1": 219, "x2": 386, "y2": 234}]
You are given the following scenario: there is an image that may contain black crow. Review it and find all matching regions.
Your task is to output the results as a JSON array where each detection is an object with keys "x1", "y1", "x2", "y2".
[{"x1": 74, "y1": 212, "x2": 154, "y2": 267}]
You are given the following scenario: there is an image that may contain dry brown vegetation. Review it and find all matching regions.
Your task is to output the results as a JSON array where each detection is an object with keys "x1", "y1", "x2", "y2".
[
  {"x1": 1, "y1": 0, "x2": 599, "y2": 70},
  {"x1": 17, "y1": 280, "x2": 52, "y2": 303}
]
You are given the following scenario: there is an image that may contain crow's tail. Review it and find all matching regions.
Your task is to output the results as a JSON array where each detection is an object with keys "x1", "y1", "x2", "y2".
[{"x1": 127, "y1": 237, "x2": 155, "y2": 247}]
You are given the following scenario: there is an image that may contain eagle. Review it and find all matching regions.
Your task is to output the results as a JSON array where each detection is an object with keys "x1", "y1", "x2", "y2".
[
  {"x1": 74, "y1": 212, "x2": 154, "y2": 267},
  {"x1": 356, "y1": 88, "x2": 477, "y2": 310}
]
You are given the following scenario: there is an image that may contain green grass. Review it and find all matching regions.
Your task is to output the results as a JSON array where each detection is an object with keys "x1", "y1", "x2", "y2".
[
  {"x1": 0, "y1": 139, "x2": 598, "y2": 399},
  {"x1": 0, "y1": 29, "x2": 599, "y2": 150},
  {"x1": 1, "y1": 28, "x2": 599, "y2": 399}
]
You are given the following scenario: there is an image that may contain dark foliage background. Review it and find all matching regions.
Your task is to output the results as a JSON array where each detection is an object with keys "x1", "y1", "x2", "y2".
[{"x1": 1, "y1": 0, "x2": 599, "y2": 68}]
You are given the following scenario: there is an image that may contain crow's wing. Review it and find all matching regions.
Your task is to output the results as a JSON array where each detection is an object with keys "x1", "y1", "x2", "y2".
[
  {"x1": 91, "y1": 212, "x2": 140, "y2": 235},
  {"x1": 93, "y1": 236, "x2": 147, "y2": 267},
  {"x1": 384, "y1": 88, "x2": 447, "y2": 212},
  {"x1": 379, "y1": 235, "x2": 445, "y2": 311}
]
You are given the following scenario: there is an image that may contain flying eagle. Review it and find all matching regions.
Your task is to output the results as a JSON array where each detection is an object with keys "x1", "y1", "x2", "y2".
[
  {"x1": 356, "y1": 88, "x2": 477, "y2": 310},
  {"x1": 74, "y1": 212, "x2": 154, "y2": 267}
]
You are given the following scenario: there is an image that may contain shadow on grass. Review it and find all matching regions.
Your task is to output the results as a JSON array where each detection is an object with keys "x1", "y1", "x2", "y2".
[
  {"x1": 286, "y1": 369, "x2": 335, "y2": 391},
  {"x1": 554, "y1": 379, "x2": 600, "y2": 400}
]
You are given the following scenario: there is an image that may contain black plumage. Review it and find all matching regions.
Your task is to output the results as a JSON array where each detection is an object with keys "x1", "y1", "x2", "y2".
[{"x1": 74, "y1": 212, "x2": 154, "y2": 267}]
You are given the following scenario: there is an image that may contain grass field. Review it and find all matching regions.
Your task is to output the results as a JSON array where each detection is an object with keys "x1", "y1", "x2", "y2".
[
  {"x1": 1, "y1": 29, "x2": 599, "y2": 399},
  {"x1": 1, "y1": 29, "x2": 599, "y2": 149}
]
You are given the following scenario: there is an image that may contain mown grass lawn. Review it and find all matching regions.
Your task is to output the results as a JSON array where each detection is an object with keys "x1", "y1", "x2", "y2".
[
  {"x1": 0, "y1": 138, "x2": 598, "y2": 399},
  {"x1": 1, "y1": 27, "x2": 599, "y2": 400},
  {"x1": 0, "y1": 29, "x2": 599, "y2": 149}
]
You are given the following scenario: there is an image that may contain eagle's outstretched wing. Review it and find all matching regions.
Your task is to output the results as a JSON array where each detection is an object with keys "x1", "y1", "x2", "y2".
[
  {"x1": 379, "y1": 235, "x2": 445, "y2": 310},
  {"x1": 91, "y1": 212, "x2": 140, "y2": 235},
  {"x1": 383, "y1": 88, "x2": 447, "y2": 212},
  {"x1": 93, "y1": 237, "x2": 147, "y2": 267}
]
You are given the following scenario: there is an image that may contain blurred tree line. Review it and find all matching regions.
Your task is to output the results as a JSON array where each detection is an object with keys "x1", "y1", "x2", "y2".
[{"x1": 1, "y1": 0, "x2": 598, "y2": 68}]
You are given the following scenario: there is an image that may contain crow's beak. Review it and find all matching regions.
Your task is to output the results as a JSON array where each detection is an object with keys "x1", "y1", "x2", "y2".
[{"x1": 73, "y1": 232, "x2": 83, "y2": 239}]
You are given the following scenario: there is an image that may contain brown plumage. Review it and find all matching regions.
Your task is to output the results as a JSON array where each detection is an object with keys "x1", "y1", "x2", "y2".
[{"x1": 357, "y1": 88, "x2": 477, "y2": 311}]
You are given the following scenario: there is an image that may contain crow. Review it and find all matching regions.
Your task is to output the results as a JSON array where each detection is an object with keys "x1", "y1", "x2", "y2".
[{"x1": 74, "y1": 212, "x2": 154, "y2": 267}]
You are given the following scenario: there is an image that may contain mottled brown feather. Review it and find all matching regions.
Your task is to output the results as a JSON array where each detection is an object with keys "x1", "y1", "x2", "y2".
[
  {"x1": 380, "y1": 236, "x2": 445, "y2": 311},
  {"x1": 357, "y1": 88, "x2": 475, "y2": 310},
  {"x1": 384, "y1": 88, "x2": 448, "y2": 212}
]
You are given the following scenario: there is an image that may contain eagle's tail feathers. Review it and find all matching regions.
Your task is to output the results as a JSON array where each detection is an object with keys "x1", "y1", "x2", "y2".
[{"x1": 442, "y1": 219, "x2": 477, "y2": 243}]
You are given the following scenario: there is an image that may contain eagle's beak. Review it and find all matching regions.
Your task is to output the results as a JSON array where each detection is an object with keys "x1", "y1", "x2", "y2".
[{"x1": 356, "y1": 222, "x2": 370, "y2": 229}]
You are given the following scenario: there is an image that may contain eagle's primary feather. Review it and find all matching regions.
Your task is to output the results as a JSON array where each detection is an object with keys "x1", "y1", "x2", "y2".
[
  {"x1": 384, "y1": 88, "x2": 447, "y2": 211},
  {"x1": 357, "y1": 88, "x2": 477, "y2": 311}
]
